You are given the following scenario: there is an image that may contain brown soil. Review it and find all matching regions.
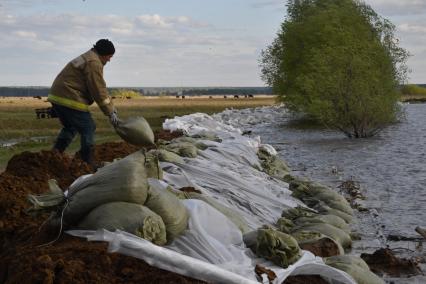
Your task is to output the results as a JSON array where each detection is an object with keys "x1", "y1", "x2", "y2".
[
  {"x1": 360, "y1": 248, "x2": 423, "y2": 277},
  {"x1": 283, "y1": 275, "x2": 329, "y2": 284},
  {"x1": 299, "y1": 238, "x2": 341, "y2": 257},
  {"x1": 0, "y1": 130, "x2": 204, "y2": 284}
]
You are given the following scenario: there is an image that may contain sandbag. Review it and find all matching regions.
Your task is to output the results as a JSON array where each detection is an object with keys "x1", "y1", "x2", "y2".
[
  {"x1": 281, "y1": 206, "x2": 317, "y2": 220},
  {"x1": 145, "y1": 151, "x2": 163, "y2": 179},
  {"x1": 314, "y1": 202, "x2": 353, "y2": 224},
  {"x1": 114, "y1": 116, "x2": 155, "y2": 146},
  {"x1": 294, "y1": 214, "x2": 351, "y2": 234},
  {"x1": 77, "y1": 202, "x2": 167, "y2": 245},
  {"x1": 151, "y1": 149, "x2": 185, "y2": 164},
  {"x1": 162, "y1": 142, "x2": 198, "y2": 158},
  {"x1": 276, "y1": 217, "x2": 295, "y2": 234},
  {"x1": 172, "y1": 137, "x2": 209, "y2": 150},
  {"x1": 293, "y1": 223, "x2": 352, "y2": 248},
  {"x1": 325, "y1": 255, "x2": 385, "y2": 284},
  {"x1": 184, "y1": 192, "x2": 250, "y2": 234},
  {"x1": 254, "y1": 228, "x2": 302, "y2": 268},
  {"x1": 325, "y1": 255, "x2": 370, "y2": 271},
  {"x1": 305, "y1": 192, "x2": 353, "y2": 216},
  {"x1": 325, "y1": 199, "x2": 354, "y2": 216},
  {"x1": 64, "y1": 151, "x2": 149, "y2": 225},
  {"x1": 144, "y1": 183, "x2": 189, "y2": 241},
  {"x1": 257, "y1": 147, "x2": 290, "y2": 180},
  {"x1": 190, "y1": 132, "x2": 221, "y2": 142}
]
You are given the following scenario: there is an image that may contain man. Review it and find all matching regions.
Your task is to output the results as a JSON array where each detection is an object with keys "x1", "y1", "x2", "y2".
[{"x1": 48, "y1": 39, "x2": 119, "y2": 166}]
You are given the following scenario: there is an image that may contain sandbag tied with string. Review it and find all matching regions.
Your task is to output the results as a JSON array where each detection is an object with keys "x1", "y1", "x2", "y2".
[{"x1": 62, "y1": 150, "x2": 149, "y2": 226}]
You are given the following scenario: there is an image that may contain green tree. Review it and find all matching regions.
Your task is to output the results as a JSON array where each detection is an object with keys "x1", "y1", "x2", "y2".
[{"x1": 261, "y1": 0, "x2": 409, "y2": 138}]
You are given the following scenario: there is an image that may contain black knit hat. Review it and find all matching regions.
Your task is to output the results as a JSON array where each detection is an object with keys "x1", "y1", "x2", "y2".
[{"x1": 93, "y1": 39, "x2": 115, "y2": 56}]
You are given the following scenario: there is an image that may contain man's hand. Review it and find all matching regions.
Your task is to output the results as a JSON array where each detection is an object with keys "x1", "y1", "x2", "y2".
[{"x1": 109, "y1": 109, "x2": 119, "y2": 127}]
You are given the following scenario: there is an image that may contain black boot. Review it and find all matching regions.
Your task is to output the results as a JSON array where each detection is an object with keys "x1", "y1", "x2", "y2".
[{"x1": 53, "y1": 138, "x2": 69, "y2": 153}]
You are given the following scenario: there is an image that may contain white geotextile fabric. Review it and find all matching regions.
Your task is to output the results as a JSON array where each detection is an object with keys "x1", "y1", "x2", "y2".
[
  {"x1": 68, "y1": 199, "x2": 355, "y2": 284},
  {"x1": 163, "y1": 112, "x2": 304, "y2": 229}
]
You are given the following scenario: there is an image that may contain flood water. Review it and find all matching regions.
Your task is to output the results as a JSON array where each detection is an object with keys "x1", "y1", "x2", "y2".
[{"x1": 243, "y1": 104, "x2": 426, "y2": 254}]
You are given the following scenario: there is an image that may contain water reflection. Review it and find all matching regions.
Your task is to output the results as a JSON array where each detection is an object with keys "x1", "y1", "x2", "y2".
[{"x1": 254, "y1": 104, "x2": 426, "y2": 242}]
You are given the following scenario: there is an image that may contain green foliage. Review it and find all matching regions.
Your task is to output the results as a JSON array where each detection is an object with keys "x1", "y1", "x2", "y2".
[
  {"x1": 110, "y1": 89, "x2": 142, "y2": 99},
  {"x1": 400, "y1": 84, "x2": 426, "y2": 96},
  {"x1": 261, "y1": 0, "x2": 409, "y2": 138}
]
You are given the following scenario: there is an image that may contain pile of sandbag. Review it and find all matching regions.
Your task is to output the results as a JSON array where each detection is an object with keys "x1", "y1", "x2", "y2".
[
  {"x1": 288, "y1": 177, "x2": 354, "y2": 223},
  {"x1": 28, "y1": 150, "x2": 189, "y2": 245},
  {"x1": 156, "y1": 134, "x2": 220, "y2": 159}
]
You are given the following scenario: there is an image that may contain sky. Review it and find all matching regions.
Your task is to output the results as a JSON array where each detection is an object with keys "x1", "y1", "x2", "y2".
[{"x1": 0, "y1": 0, "x2": 425, "y2": 87}]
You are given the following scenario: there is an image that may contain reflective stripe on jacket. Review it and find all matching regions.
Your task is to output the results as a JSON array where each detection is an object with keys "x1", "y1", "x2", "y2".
[{"x1": 48, "y1": 49, "x2": 114, "y2": 116}]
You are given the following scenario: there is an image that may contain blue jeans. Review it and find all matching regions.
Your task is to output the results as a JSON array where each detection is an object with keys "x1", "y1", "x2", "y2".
[{"x1": 52, "y1": 103, "x2": 96, "y2": 164}]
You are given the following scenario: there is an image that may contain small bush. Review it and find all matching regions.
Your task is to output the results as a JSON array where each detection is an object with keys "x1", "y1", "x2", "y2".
[
  {"x1": 111, "y1": 89, "x2": 142, "y2": 99},
  {"x1": 400, "y1": 84, "x2": 426, "y2": 96}
]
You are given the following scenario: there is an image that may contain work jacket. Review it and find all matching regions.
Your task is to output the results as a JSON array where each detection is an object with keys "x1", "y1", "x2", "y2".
[{"x1": 48, "y1": 49, "x2": 114, "y2": 116}]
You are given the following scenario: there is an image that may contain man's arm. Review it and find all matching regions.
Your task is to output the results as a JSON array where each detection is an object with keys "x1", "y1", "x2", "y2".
[{"x1": 85, "y1": 61, "x2": 115, "y2": 116}]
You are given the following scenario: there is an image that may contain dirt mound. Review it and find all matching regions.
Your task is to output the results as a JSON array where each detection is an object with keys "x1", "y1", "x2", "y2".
[
  {"x1": 360, "y1": 248, "x2": 422, "y2": 277},
  {"x1": 155, "y1": 129, "x2": 184, "y2": 141},
  {"x1": 283, "y1": 275, "x2": 329, "y2": 284},
  {"x1": 5, "y1": 150, "x2": 92, "y2": 191},
  {"x1": 299, "y1": 238, "x2": 341, "y2": 257},
  {"x1": 1, "y1": 235, "x2": 204, "y2": 284},
  {"x1": 0, "y1": 132, "x2": 204, "y2": 284}
]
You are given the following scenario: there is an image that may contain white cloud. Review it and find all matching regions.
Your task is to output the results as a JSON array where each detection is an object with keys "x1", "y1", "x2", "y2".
[
  {"x1": 365, "y1": 0, "x2": 426, "y2": 16},
  {"x1": 13, "y1": 30, "x2": 37, "y2": 39},
  {"x1": 251, "y1": 0, "x2": 284, "y2": 10},
  {"x1": 0, "y1": 10, "x2": 265, "y2": 86},
  {"x1": 398, "y1": 23, "x2": 426, "y2": 34}
]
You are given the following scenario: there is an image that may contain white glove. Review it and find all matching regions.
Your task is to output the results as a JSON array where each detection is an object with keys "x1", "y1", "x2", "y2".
[{"x1": 109, "y1": 109, "x2": 119, "y2": 127}]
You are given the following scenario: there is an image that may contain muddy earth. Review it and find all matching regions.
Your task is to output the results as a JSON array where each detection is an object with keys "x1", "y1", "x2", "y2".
[{"x1": 0, "y1": 130, "x2": 209, "y2": 284}]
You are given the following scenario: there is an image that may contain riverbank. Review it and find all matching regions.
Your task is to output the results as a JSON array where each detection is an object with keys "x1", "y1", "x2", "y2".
[{"x1": 1, "y1": 105, "x2": 424, "y2": 283}]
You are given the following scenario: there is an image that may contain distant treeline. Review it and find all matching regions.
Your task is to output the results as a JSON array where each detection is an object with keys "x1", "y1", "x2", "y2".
[{"x1": 0, "y1": 87, "x2": 272, "y2": 97}]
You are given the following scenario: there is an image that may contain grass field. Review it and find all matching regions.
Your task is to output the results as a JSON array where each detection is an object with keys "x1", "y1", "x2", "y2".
[{"x1": 0, "y1": 95, "x2": 277, "y2": 170}]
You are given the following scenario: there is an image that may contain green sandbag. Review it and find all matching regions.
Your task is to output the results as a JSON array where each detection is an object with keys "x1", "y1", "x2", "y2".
[
  {"x1": 184, "y1": 192, "x2": 250, "y2": 234},
  {"x1": 291, "y1": 231, "x2": 344, "y2": 256},
  {"x1": 191, "y1": 132, "x2": 221, "y2": 142},
  {"x1": 294, "y1": 214, "x2": 351, "y2": 234},
  {"x1": 255, "y1": 228, "x2": 302, "y2": 268},
  {"x1": 172, "y1": 137, "x2": 209, "y2": 150},
  {"x1": 314, "y1": 202, "x2": 353, "y2": 224},
  {"x1": 281, "y1": 206, "x2": 317, "y2": 220},
  {"x1": 162, "y1": 142, "x2": 198, "y2": 158},
  {"x1": 114, "y1": 116, "x2": 155, "y2": 147},
  {"x1": 145, "y1": 151, "x2": 163, "y2": 179},
  {"x1": 325, "y1": 255, "x2": 385, "y2": 284},
  {"x1": 324, "y1": 198, "x2": 354, "y2": 216},
  {"x1": 144, "y1": 183, "x2": 189, "y2": 241},
  {"x1": 325, "y1": 255, "x2": 370, "y2": 271},
  {"x1": 257, "y1": 147, "x2": 291, "y2": 180},
  {"x1": 151, "y1": 149, "x2": 185, "y2": 164},
  {"x1": 64, "y1": 151, "x2": 149, "y2": 225},
  {"x1": 293, "y1": 223, "x2": 352, "y2": 248},
  {"x1": 77, "y1": 202, "x2": 167, "y2": 245},
  {"x1": 276, "y1": 217, "x2": 295, "y2": 234}
]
